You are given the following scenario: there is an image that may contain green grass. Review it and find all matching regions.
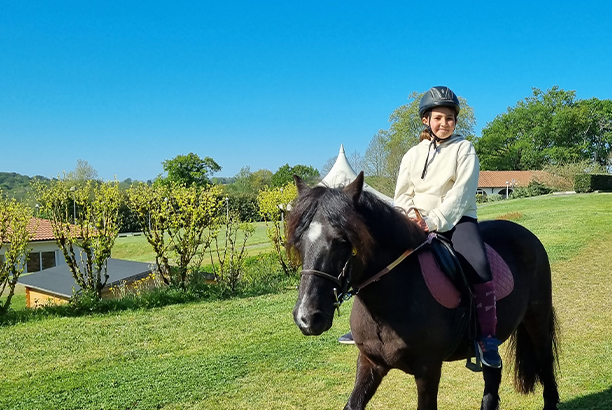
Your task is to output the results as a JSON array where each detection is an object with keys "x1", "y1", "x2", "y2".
[
  {"x1": 111, "y1": 222, "x2": 274, "y2": 263},
  {"x1": 1, "y1": 193, "x2": 611, "y2": 409}
]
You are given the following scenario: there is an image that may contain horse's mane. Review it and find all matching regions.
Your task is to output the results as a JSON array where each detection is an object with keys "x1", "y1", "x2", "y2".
[{"x1": 286, "y1": 185, "x2": 426, "y2": 262}]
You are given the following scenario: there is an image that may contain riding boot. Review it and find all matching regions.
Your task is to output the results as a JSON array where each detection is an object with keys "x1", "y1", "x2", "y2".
[
  {"x1": 473, "y1": 281, "x2": 502, "y2": 368},
  {"x1": 338, "y1": 331, "x2": 355, "y2": 345}
]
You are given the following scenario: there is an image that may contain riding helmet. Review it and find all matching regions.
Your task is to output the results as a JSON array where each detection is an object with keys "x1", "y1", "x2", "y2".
[{"x1": 418, "y1": 86, "x2": 460, "y2": 118}]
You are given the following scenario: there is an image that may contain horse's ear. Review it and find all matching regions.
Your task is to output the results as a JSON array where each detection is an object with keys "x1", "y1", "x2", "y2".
[
  {"x1": 344, "y1": 171, "x2": 364, "y2": 203},
  {"x1": 294, "y1": 174, "x2": 310, "y2": 196}
]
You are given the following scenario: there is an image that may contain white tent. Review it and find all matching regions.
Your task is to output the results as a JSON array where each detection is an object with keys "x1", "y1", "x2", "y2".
[{"x1": 319, "y1": 145, "x2": 393, "y2": 204}]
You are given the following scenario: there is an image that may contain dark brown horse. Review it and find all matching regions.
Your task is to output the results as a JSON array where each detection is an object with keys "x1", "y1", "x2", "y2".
[{"x1": 286, "y1": 173, "x2": 559, "y2": 410}]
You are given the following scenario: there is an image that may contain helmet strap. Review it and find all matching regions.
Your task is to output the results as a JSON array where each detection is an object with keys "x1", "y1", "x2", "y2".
[
  {"x1": 421, "y1": 131, "x2": 438, "y2": 179},
  {"x1": 425, "y1": 113, "x2": 443, "y2": 143},
  {"x1": 421, "y1": 114, "x2": 444, "y2": 179}
]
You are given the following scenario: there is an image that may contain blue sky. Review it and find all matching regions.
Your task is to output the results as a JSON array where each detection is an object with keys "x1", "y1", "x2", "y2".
[{"x1": 2, "y1": 1, "x2": 611, "y2": 181}]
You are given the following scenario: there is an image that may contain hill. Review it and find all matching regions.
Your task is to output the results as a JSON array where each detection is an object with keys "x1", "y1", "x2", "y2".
[{"x1": 0, "y1": 172, "x2": 49, "y2": 201}]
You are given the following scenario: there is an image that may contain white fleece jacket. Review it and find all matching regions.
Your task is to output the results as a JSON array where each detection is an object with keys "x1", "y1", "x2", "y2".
[{"x1": 393, "y1": 134, "x2": 479, "y2": 233}]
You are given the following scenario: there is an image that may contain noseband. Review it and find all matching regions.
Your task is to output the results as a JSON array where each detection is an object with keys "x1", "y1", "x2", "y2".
[
  {"x1": 299, "y1": 234, "x2": 436, "y2": 315},
  {"x1": 300, "y1": 256, "x2": 354, "y2": 316}
]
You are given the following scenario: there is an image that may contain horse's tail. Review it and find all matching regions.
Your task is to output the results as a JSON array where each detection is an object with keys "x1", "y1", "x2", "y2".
[{"x1": 507, "y1": 307, "x2": 560, "y2": 394}]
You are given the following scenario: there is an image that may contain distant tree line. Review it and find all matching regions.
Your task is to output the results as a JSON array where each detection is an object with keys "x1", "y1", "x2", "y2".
[
  {"x1": 474, "y1": 87, "x2": 612, "y2": 170},
  {"x1": 350, "y1": 86, "x2": 611, "y2": 196},
  {"x1": 3, "y1": 85, "x2": 610, "y2": 209}
]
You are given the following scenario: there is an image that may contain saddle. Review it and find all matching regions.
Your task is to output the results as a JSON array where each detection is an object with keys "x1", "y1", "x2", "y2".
[
  {"x1": 420, "y1": 233, "x2": 514, "y2": 309},
  {"x1": 418, "y1": 234, "x2": 514, "y2": 371},
  {"x1": 428, "y1": 233, "x2": 466, "y2": 289}
]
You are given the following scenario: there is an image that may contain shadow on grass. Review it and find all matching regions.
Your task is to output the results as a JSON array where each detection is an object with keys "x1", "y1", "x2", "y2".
[{"x1": 560, "y1": 386, "x2": 612, "y2": 409}]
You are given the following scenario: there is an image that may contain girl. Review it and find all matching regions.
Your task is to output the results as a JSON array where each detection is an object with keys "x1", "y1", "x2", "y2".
[{"x1": 394, "y1": 86, "x2": 501, "y2": 368}]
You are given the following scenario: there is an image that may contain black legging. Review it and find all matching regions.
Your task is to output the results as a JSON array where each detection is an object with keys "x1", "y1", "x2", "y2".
[{"x1": 438, "y1": 216, "x2": 492, "y2": 284}]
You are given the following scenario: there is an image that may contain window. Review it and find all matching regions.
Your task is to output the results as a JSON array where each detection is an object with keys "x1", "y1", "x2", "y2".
[
  {"x1": 27, "y1": 253, "x2": 41, "y2": 273},
  {"x1": 27, "y1": 251, "x2": 56, "y2": 272},
  {"x1": 42, "y1": 252, "x2": 56, "y2": 270}
]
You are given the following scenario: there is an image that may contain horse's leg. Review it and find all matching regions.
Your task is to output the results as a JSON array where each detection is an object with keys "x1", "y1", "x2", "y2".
[
  {"x1": 344, "y1": 353, "x2": 389, "y2": 410},
  {"x1": 414, "y1": 362, "x2": 442, "y2": 410},
  {"x1": 480, "y1": 365, "x2": 502, "y2": 410}
]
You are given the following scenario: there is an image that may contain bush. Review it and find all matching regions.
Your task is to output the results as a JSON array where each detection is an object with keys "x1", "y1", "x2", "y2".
[
  {"x1": 118, "y1": 200, "x2": 142, "y2": 233},
  {"x1": 1, "y1": 252, "x2": 293, "y2": 326},
  {"x1": 510, "y1": 181, "x2": 554, "y2": 199},
  {"x1": 228, "y1": 194, "x2": 261, "y2": 222},
  {"x1": 574, "y1": 173, "x2": 612, "y2": 193},
  {"x1": 240, "y1": 252, "x2": 298, "y2": 295},
  {"x1": 485, "y1": 194, "x2": 503, "y2": 202},
  {"x1": 544, "y1": 161, "x2": 607, "y2": 191}
]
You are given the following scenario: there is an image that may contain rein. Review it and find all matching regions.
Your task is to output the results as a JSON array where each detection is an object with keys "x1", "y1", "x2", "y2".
[
  {"x1": 300, "y1": 233, "x2": 436, "y2": 315},
  {"x1": 356, "y1": 233, "x2": 434, "y2": 290}
]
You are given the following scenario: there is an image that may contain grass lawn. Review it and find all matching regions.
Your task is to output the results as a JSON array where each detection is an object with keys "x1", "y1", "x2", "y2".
[
  {"x1": 1, "y1": 193, "x2": 611, "y2": 409},
  {"x1": 111, "y1": 222, "x2": 274, "y2": 264}
]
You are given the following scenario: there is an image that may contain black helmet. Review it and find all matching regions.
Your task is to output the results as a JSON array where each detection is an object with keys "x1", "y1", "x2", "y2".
[{"x1": 418, "y1": 86, "x2": 460, "y2": 118}]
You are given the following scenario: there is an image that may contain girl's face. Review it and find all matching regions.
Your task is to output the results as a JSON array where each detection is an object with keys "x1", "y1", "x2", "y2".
[{"x1": 422, "y1": 106, "x2": 456, "y2": 140}]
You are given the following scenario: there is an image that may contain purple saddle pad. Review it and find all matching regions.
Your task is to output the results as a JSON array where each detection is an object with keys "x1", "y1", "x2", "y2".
[{"x1": 417, "y1": 244, "x2": 514, "y2": 309}]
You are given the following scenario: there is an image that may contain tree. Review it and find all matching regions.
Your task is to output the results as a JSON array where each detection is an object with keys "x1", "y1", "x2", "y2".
[
  {"x1": 0, "y1": 195, "x2": 34, "y2": 314},
  {"x1": 33, "y1": 178, "x2": 121, "y2": 299},
  {"x1": 225, "y1": 166, "x2": 272, "y2": 196},
  {"x1": 363, "y1": 91, "x2": 476, "y2": 185},
  {"x1": 257, "y1": 183, "x2": 299, "y2": 276},
  {"x1": 125, "y1": 183, "x2": 173, "y2": 282},
  {"x1": 320, "y1": 157, "x2": 336, "y2": 176},
  {"x1": 209, "y1": 210, "x2": 255, "y2": 293},
  {"x1": 126, "y1": 183, "x2": 223, "y2": 288},
  {"x1": 160, "y1": 153, "x2": 221, "y2": 187},
  {"x1": 364, "y1": 130, "x2": 388, "y2": 178},
  {"x1": 270, "y1": 164, "x2": 320, "y2": 188},
  {"x1": 576, "y1": 98, "x2": 612, "y2": 167},
  {"x1": 475, "y1": 87, "x2": 612, "y2": 170},
  {"x1": 66, "y1": 159, "x2": 99, "y2": 182}
]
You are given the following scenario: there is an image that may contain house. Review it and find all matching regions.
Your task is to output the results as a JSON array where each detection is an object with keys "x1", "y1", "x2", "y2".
[
  {"x1": 477, "y1": 171, "x2": 551, "y2": 198},
  {"x1": 18, "y1": 258, "x2": 154, "y2": 308},
  {"x1": 0, "y1": 218, "x2": 72, "y2": 273},
  {"x1": 0, "y1": 217, "x2": 155, "y2": 308}
]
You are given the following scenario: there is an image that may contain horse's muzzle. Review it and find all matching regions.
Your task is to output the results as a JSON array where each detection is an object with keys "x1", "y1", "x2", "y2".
[{"x1": 293, "y1": 304, "x2": 333, "y2": 336}]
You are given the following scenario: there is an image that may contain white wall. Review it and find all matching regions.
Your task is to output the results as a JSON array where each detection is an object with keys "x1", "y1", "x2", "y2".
[
  {"x1": 478, "y1": 187, "x2": 514, "y2": 197},
  {"x1": 0, "y1": 240, "x2": 82, "y2": 272}
]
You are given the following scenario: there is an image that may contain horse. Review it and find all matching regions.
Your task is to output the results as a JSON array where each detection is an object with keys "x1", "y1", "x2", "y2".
[{"x1": 286, "y1": 172, "x2": 559, "y2": 410}]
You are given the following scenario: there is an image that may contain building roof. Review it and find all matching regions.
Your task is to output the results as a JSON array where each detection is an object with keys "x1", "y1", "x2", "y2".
[
  {"x1": 18, "y1": 258, "x2": 152, "y2": 298},
  {"x1": 2, "y1": 218, "x2": 81, "y2": 244},
  {"x1": 477, "y1": 171, "x2": 549, "y2": 188},
  {"x1": 28, "y1": 218, "x2": 57, "y2": 241},
  {"x1": 320, "y1": 145, "x2": 393, "y2": 203}
]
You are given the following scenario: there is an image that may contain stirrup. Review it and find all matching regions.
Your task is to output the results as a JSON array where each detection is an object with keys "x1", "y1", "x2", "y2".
[{"x1": 466, "y1": 343, "x2": 483, "y2": 372}]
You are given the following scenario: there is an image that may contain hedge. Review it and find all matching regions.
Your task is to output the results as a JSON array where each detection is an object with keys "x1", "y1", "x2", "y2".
[{"x1": 574, "y1": 173, "x2": 612, "y2": 193}]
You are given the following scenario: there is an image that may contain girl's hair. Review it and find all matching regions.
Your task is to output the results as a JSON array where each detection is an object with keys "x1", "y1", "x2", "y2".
[{"x1": 419, "y1": 128, "x2": 431, "y2": 142}]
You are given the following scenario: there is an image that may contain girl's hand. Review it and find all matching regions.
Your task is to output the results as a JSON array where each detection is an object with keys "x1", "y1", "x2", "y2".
[
  {"x1": 417, "y1": 218, "x2": 429, "y2": 232},
  {"x1": 410, "y1": 217, "x2": 429, "y2": 232}
]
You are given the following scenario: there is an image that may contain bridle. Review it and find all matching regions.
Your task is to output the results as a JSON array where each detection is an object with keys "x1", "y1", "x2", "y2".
[
  {"x1": 300, "y1": 233, "x2": 436, "y2": 316},
  {"x1": 300, "y1": 251, "x2": 355, "y2": 316}
]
